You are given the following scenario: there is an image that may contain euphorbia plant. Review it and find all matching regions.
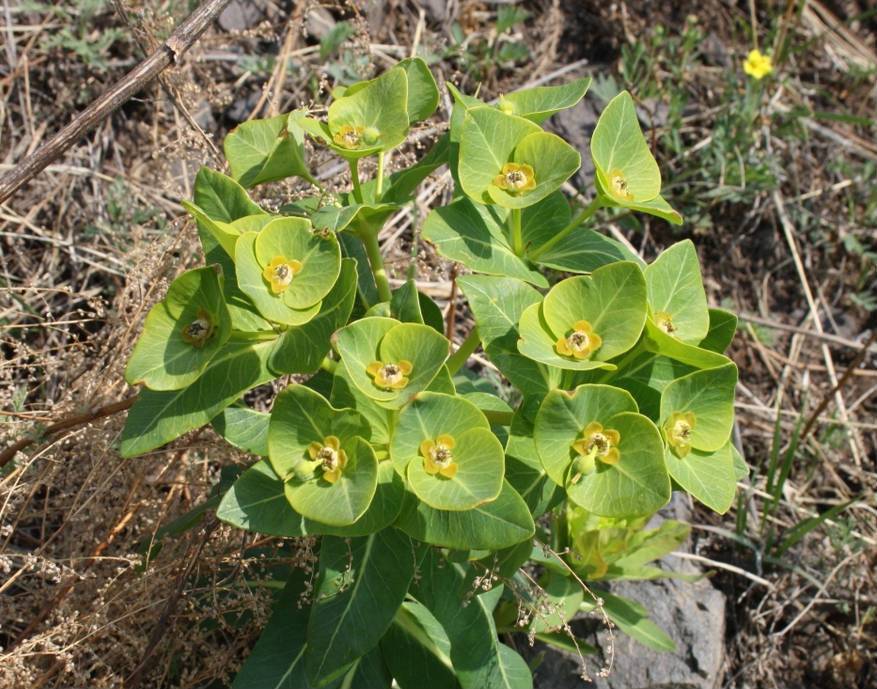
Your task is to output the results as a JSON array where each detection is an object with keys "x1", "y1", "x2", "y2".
[{"x1": 122, "y1": 59, "x2": 745, "y2": 687}]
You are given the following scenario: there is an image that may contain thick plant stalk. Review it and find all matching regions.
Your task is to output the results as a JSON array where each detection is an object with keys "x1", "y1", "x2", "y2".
[
  {"x1": 530, "y1": 196, "x2": 604, "y2": 260},
  {"x1": 509, "y1": 208, "x2": 523, "y2": 256},
  {"x1": 360, "y1": 229, "x2": 393, "y2": 303},
  {"x1": 0, "y1": 0, "x2": 233, "y2": 203}
]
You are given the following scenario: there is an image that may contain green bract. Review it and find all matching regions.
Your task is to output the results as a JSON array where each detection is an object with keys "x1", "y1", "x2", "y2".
[
  {"x1": 591, "y1": 91, "x2": 682, "y2": 225},
  {"x1": 117, "y1": 60, "x2": 741, "y2": 689},
  {"x1": 223, "y1": 112, "x2": 316, "y2": 188},
  {"x1": 518, "y1": 261, "x2": 648, "y2": 371},
  {"x1": 498, "y1": 77, "x2": 592, "y2": 123},
  {"x1": 235, "y1": 216, "x2": 341, "y2": 325},
  {"x1": 334, "y1": 317, "x2": 449, "y2": 409},
  {"x1": 301, "y1": 67, "x2": 411, "y2": 160},
  {"x1": 459, "y1": 106, "x2": 580, "y2": 208},
  {"x1": 644, "y1": 239, "x2": 710, "y2": 343},
  {"x1": 125, "y1": 266, "x2": 231, "y2": 391}
]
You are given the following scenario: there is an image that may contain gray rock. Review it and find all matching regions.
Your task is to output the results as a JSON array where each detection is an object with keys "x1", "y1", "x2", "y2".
[
  {"x1": 532, "y1": 495, "x2": 726, "y2": 689},
  {"x1": 218, "y1": 0, "x2": 263, "y2": 31},
  {"x1": 421, "y1": 0, "x2": 450, "y2": 23},
  {"x1": 546, "y1": 97, "x2": 598, "y2": 190},
  {"x1": 305, "y1": 7, "x2": 336, "y2": 41},
  {"x1": 583, "y1": 565, "x2": 726, "y2": 689}
]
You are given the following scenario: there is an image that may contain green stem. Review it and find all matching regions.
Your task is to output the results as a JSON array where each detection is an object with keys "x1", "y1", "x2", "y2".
[
  {"x1": 376, "y1": 151, "x2": 385, "y2": 199},
  {"x1": 594, "y1": 340, "x2": 647, "y2": 383},
  {"x1": 560, "y1": 369, "x2": 576, "y2": 390},
  {"x1": 320, "y1": 357, "x2": 338, "y2": 374},
  {"x1": 360, "y1": 228, "x2": 392, "y2": 303},
  {"x1": 509, "y1": 208, "x2": 523, "y2": 256},
  {"x1": 482, "y1": 408, "x2": 514, "y2": 426},
  {"x1": 529, "y1": 196, "x2": 605, "y2": 261},
  {"x1": 349, "y1": 159, "x2": 364, "y2": 203},
  {"x1": 445, "y1": 327, "x2": 480, "y2": 375}
]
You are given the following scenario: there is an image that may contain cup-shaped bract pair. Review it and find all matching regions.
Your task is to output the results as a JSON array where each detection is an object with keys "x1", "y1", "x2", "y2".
[
  {"x1": 590, "y1": 91, "x2": 682, "y2": 225},
  {"x1": 297, "y1": 58, "x2": 439, "y2": 160},
  {"x1": 535, "y1": 385, "x2": 670, "y2": 517},
  {"x1": 223, "y1": 112, "x2": 317, "y2": 188},
  {"x1": 518, "y1": 261, "x2": 648, "y2": 371},
  {"x1": 390, "y1": 392, "x2": 505, "y2": 511},
  {"x1": 644, "y1": 240, "x2": 710, "y2": 344},
  {"x1": 268, "y1": 384, "x2": 377, "y2": 526},
  {"x1": 334, "y1": 317, "x2": 450, "y2": 410},
  {"x1": 458, "y1": 106, "x2": 581, "y2": 209},
  {"x1": 126, "y1": 266, "x2": 232, "y2": 391},
  {"x1": 659, "y1": 363, "x2": 739, "y2": 514},
  {"x1": 235, "y1": 216, "x2": 341, "y2": 326}
]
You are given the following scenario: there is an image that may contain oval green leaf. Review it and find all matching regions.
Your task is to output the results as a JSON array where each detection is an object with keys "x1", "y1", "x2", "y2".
[
  {"x1": 224, "y1": 112, "x2": 316, "y2": 188},
  {"x1": 390, "y1": 391, "x2": 490, "y2": 474},
  {"x1": 395, "y1": 481, "x2": 535, "y2": 550},
  {"x1": 327, "y1": 67, "x2": 409, "y2": 159},
  {"x1": 458, "y1": 106, "x2": 541, "y2": 204},
  {"x1": 254, "y1": 217, "x2": 342, "y2": 309},
  {"x1": 590, "y1": 90, "x2": 661, "y2": 203},
  {"x1": 235, "y1": 231, "x2": 322, "y2": 325},
  {"x1": 644, "y1": 240, "x2": 709, "y2": 344},
  {"x1": 486, "y1": 131, "x2": 581, "y2": 209},
  {"x1": 498, "y1": 77, "x2": 591, "y2": 123},
  {"x1": 422, "y1": 198, "x2": 548, "y2": 288},
  {"x1": 664, "y1": 441, "x2": 737, "y2": 514}
]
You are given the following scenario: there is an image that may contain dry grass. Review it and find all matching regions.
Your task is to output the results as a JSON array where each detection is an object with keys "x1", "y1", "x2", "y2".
[{"x1": 1, "y1": 1, "x2": 875, "y2": 687}]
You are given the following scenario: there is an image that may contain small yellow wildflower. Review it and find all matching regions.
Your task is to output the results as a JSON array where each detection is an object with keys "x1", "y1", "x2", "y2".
[
  {"x1": 555, "y1": 320, "x2": 602, "y2": 360},
  {"x1": 180, "y1": 309, "x2": 214, "y2": 348},
  {"x1": 493, "y1": 162, "x2": 536, "y2": 192},
  {"x1": 419, "y1": 434, "x2": 458, "y2": 479},
  {"x1": 654, "y1": 311, "x2": 677, "y2": 335},
  {"x1": 607, "y1": 168, "x2": 634, "y2": 202},
  {"x1": 366, "y1": 360, "x2": 413, "y2": 390},
  {"x1": 570, "y1": 421, "x2": 621, "y2": 483},
  {"x1": 664, "y1": 411, "x2": 696, "y2": 457},
  {"x1": 308, "y1": 435, "x2": 347, "y2": 484},
  {"x1": 263, "y1": 256, "x2": 302, "y2": 295},
  {"x1": 333, "y1": 124, "x2": 365, "y2": 149},
  {"x1": 743, "y1": 49, "x2": 773, "y2": 80}
]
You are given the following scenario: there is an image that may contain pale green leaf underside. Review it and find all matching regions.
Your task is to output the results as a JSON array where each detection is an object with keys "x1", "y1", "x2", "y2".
[
  {"x1": 396, "y1": 481, "x2": 535, "y2": 551},
  {"x1": 664, "y1": 441, "x2": 737, "y2": 514},
  {"x1": 422, "y1": 198, "x2": 548, "y2": 287}
]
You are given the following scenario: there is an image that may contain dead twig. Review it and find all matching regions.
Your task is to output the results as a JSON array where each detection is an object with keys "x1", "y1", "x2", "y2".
[
  {"x1": 799, "y1": 330, "x2": 877, "y2": 443},
  {"x1": 0, "y1": 396, "x2": 137, "y2": 468},
  {"x1": 0, "y1": 0, "x2": 232, "y2": 204}
]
